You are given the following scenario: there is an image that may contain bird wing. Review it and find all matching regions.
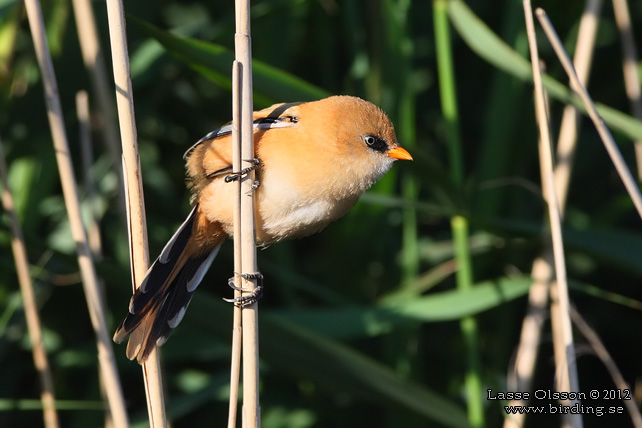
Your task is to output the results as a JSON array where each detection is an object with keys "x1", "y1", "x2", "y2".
[
  {"x1": 113, "y1": 206, "x2": 224, "y2": 362},
  {"x1": 184, "y1": 101, "x2": 302, "y2": 195}
]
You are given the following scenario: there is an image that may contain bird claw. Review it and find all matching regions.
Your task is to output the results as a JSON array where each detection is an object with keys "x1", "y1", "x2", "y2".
[
  {"x1": 224, "y1": 272, "x2": 264, "y2": 307},
  {"x1": 224, "y1": 158, "x2": 261, "y2": 183},
  {"x1": 246, "y1": 179, "x2": 261, "y2": 195}
]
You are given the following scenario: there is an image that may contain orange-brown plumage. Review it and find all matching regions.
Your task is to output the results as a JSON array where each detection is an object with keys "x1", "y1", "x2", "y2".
[{"x1": 113, "y1": 95, "x2": 411, "y2": 363}]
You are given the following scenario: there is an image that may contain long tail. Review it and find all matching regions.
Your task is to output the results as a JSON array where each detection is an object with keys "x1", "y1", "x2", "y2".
[{"x1": 113, "y1": 205, "x2": 224, "y2": 363}]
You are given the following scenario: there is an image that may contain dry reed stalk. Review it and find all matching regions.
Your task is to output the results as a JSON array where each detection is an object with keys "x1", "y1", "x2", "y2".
[
  {"x1": 77, "y1": 91, "x2": 103, "y2": 258},
  {"x1": 504, "y1": 256, "x2": 551, "y2": 428},
  {"x1": 548, "y1": 282, "x2": 580, "y2": 428},
  {"x1": 71, "y1": 0, "x2": 125, "y2": 203},
  {"x1": 232, "y1": 0, "x2": 261, "y2": 426},
  {"x1": 535, "y1": 9, "x2": 642, "y2": 220},
  {"x1": 23, "y1": 1, "x2": 129, "y2": 426},
  {"x1": 524, "y1": 3, "x2": 583, "y2": 428},
  {"x1": 226, "y1": 310, "x2": 242, "y2": 428},
  {"x1": 103, "y1": 0, "x2": 167, "y2": 426},
  {"x1": 0, "y1": 140, "x2": 59, "y2": 428},
  {"x1": 505, "y1": 4, "x2": 601, "y2": 427},
  {"x1": 554, "y1": 0, "x2": 602, "y2": 209},
  {"x1": 227, "y1": 61, "x2": 243, "y2": 428},
  {"x1": 612, "y1": 0, "x2": 642, "y2": 178},
  {"x1": 77, "y1": 91, "x2": 114, "y2": 428},
  {"x1": 570, "y1": 307, "x2": 642, "y2": 428}
]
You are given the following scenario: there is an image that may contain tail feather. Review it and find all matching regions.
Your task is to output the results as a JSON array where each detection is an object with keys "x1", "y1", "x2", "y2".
[
  {"x1": 143, "y1": 245, "x2": 220, "y2": 358},
  {"x1": 113, "y1": 205, "x2": 224, "y2": 363}
]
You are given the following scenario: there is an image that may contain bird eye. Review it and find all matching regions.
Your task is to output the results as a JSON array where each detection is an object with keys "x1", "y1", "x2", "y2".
[{"x1": 363, "y1": 134, "x2": 388, "y2": 153}]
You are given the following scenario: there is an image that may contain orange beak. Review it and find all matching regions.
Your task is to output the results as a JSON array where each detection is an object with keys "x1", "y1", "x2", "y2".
[{"x1": 386, "y1": 146, "x2": 413, "y2": 161}]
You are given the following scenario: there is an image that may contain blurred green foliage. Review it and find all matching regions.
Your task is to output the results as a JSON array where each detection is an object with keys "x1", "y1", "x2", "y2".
[{"x1": 1, "y1": 1, "x2": 642, "y2": 427}]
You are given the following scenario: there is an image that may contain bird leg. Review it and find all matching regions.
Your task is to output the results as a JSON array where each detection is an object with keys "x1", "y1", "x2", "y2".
[
  {"x1": 224, "y1": 272, "x2": 264, "y2": 307},
  {"x1": 224, "y1": 158, "x2": 261, "y2": 183}
]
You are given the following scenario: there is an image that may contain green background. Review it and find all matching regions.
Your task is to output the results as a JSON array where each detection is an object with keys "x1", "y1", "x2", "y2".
[{"x1": 1, "y1": 1, "x2": 642, "y2": 427}]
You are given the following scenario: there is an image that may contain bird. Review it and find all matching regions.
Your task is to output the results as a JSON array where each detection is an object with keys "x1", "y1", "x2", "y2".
[{"x1": 113, "y1": 95, "x2": 412, "y2": 363}]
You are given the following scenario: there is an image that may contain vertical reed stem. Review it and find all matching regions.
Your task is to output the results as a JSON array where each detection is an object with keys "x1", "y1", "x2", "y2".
[
  {"x1": 77, "y1": 90, "x2": 113, "y2": 427},
  {"x1": 612, "y1": 0, "x2": 642, "y2": 178},
  {"x1": 505, "y1": 3, "x2": 601, "y2": 426},
  {"x1": 23, "y1": 1, "x2": 129, "y2": 426},
  {"x1": 71, "y1": 0, "x2": 126, "y2": 216},
  {"x1": 553, "y1": 0, "x2": 602, "y2": 209},
  {"x1": 233, "y1": 0, "x2": 260, "y2": 426},
  {"x1": 103, "y1": 0, "x2": 166, "y2": 426},
  {"x1": 76, "y1": 91, "x2": 103, "y2": 258},
  {"x1": 227, "y1": 61, "x2": 243, "y2": 428},
  {"x1": 524, "y1": 4, "x2": 582, "y2": 428},
  {"x1": 0, "y1": 139, "x2": 59, "y2": 428}
]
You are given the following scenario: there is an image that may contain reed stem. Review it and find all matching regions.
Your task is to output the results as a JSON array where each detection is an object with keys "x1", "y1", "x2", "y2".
[
  {"x1": 103, "y1": 0, "x2": 166, "y2": 425},
  {"x1": 0, "y1": 139, "x2": 59, "y2": 428},
  {"x1": 24, "y1": 1, "x2": 129, "y2": 425},
  {"x1": 612, "y1": 0, "x2": 642, "y2": 178},
  {"x1": 524, "y1": 3, "x2": 582, "y2": 427},
  {"x1": 536, "y1": 8, "x2": 642, "y2": 220},
  {"x1": 232, "y1": 0, "x2": 260, "y2": 426},
  {"x1": 505, "y1": 3, "x2": 601, "y2": 426}
]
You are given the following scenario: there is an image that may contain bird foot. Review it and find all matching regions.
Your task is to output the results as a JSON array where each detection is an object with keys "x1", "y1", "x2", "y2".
[
  {"x1": 224, "y1": 158, "x2": 261, "y2": 183},
  {"x1": 224, "y1": 272, "x2": 264, "y2": 307}
]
